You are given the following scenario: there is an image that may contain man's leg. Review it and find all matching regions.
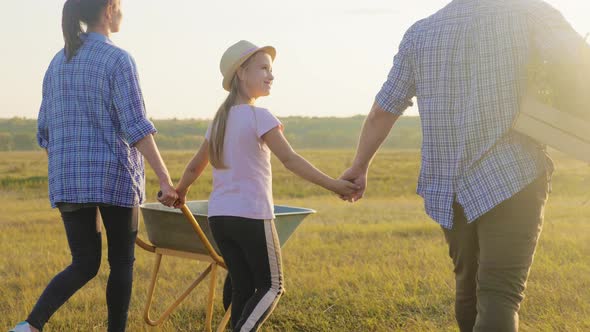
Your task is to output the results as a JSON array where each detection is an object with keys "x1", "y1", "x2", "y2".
[
  {"x1": 443, "y1": 202, "x2": 479, "y2": 332},
  {"x1": 474, "y1": 175, "x2": 548, "y2": 332}
]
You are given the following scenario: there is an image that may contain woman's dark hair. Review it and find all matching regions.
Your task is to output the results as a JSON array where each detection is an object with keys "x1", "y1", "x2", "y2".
[{"x1": 62, "y1": 0, "x2": 112, "y2": 61}]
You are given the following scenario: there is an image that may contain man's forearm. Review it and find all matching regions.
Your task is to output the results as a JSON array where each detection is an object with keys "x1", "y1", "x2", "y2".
[{"x1": 352, "y1": 102, "x2": 400, "y2": 170}]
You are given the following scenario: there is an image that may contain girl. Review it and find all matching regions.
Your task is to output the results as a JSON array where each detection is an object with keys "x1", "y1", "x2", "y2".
[
  {"x1": 10, "y1": 1, "x2": 177, "y2": 331},
  {"x1": 174, "y1": 40, "x2": 359, "y2": 331}
]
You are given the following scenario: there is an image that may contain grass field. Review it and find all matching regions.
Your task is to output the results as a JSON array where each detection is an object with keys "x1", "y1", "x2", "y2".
[{"x1": 1, "y1": 150, "x2": 589, "y2": 331}]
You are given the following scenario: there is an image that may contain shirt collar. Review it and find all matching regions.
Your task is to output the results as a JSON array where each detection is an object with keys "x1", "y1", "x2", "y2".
[{"x1": 81, "y1": 32, "x2": 114, "y2": 45}]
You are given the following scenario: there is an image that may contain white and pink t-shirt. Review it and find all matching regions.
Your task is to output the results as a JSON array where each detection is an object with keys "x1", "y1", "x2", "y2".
[{"x1": 205, "y1": 105, "x2": 283, "y2": 220}]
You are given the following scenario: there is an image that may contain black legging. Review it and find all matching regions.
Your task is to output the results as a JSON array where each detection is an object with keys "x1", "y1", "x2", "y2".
[
  {"x1": 209, "y1": 216, "x2": 284, "y2": 332},
  {"x1": 27, "y1": 206, "x2": 137, "y2": 332}
]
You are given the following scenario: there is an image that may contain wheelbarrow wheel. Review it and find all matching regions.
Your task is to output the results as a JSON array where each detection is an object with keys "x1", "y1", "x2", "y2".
[{"x1": 223, "y1": 274, "x2": 232, "y2": 311}]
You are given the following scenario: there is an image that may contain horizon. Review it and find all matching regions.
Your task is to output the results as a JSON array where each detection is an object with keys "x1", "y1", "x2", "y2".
[
  {"x1": 1, "y1": 0, "x2": 588, "y2": 120},
  {"x1": 0, "y1": 113, "x2": 421, "y2": 121}
]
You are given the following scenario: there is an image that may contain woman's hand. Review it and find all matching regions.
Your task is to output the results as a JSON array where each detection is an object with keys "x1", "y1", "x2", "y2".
[{"x1": 157, "y1": 183, "x2": 178, "y2": 207}]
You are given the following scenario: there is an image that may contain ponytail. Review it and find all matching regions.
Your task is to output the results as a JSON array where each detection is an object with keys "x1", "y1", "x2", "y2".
[
  {"x1": 209, "y1": 77, "x2": 240, "y2": 169},
  {"x1": 61, "y1": 0, "x2": 112, "y2": 62},
  {"x1": 209, "y1": 52, "x2": 260, "y2": 169},
  {"x1": 62, "y1": 0, "x2": 83, "y2": 61}
]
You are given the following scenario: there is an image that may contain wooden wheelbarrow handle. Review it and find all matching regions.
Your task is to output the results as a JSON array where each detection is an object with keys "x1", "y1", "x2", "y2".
[
  {"x1": 135, "y1": 236, "x2": 156, "y2": 253},
  {"x1": 151, "y1": 191, "x2": 225, "y2": 268},
  {"x1": 180, "y1": 204, "x2": 227, "y2": 269},
  {"x1": 178, "y1": 204, "x2": 226, "y2": 268}
]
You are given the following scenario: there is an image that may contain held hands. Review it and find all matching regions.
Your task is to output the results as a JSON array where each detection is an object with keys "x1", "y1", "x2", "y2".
[
  {"x1": 338, "y1": 166, "x2": 367, "y2": 202},
  {"x1": 173, "y1": 186, "x2": 189, "y2": 209},
  {"x1": 329, "y1": 179, "x2": 362, "y2": 197},
  {"x1": 157, "y1": 182, "x2": 179, "y2": 208}
]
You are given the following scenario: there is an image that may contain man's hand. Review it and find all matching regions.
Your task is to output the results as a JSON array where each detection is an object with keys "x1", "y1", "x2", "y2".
[{"x1": 339, "y1": 166, "x2": 368, "y2": 202}]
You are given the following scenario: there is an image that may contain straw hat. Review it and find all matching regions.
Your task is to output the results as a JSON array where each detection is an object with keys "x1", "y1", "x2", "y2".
[{"x1": 220, "y1": 40, "x2": 276, "y2": 91}]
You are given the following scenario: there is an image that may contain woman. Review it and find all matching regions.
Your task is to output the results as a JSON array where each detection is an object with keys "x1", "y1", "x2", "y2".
[{"x1": 10, "y1": 1, "x2": 177, "y2": 331}]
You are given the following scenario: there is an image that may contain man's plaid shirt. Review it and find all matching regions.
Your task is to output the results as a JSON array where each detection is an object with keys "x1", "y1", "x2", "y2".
[{"x1": 376, "y1": 0, "x2": 584, "y2": 228}]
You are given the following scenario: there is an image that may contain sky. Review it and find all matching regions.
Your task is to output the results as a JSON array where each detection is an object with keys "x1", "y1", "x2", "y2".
[{"x1": 1, "y1": 0, "x2": 588, "y2": 120}]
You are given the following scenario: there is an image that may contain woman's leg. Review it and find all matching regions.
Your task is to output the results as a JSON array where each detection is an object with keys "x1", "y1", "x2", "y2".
[
  {"x1": 99, "y1": 206, "x2": 138, "y2": 332},
  {"x1": 26, "y1": 207, "x2": 102, "y2": 331}
]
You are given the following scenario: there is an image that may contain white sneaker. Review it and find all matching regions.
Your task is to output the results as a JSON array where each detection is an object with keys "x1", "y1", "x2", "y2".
[{"x1": 9, "y1": 321, "x2": 33, "y2": 332}]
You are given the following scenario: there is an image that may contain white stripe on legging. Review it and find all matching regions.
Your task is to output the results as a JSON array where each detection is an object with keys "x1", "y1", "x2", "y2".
[{"x1": 240, "y1": 219, "x2": 284, "y2": 332}]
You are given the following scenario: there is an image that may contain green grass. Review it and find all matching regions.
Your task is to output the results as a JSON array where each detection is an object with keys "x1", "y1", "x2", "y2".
[{"x1": 1, "y1": 150, "x2": 589, "y2": 331}]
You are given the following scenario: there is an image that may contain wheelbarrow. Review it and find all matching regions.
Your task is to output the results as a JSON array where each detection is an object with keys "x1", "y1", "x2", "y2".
[{"x1": 135, "y1": 200, "x2": 315, "y2": 332}]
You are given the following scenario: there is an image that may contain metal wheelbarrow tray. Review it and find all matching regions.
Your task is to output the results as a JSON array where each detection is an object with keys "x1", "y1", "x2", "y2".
[{"x1": 136, "y1": 200, "x2": 315, "y2": 332}]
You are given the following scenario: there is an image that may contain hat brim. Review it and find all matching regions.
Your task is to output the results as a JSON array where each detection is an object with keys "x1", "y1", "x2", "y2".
[{"x1": 222, "y1": 46, "x2": 276, "y2": 91}]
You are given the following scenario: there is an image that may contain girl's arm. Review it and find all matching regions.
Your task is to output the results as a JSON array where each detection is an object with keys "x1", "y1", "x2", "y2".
[
  {"x1": 263, "y1": 128, "x2": 359, "y2": 196},
  {"x1": 174, "y1": 140, "x2": 210, "y2": 207}
]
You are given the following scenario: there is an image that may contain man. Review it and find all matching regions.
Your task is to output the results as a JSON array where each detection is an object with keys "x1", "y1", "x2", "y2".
[{"x1": 340, "y1": 1, "x2": 587, "y2": 331}]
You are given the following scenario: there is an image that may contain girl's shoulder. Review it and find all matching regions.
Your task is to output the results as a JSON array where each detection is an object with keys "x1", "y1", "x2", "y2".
[
  {"x1": 235, "y1": 105, "x2": 276, "y2": 121},
  {"x1": 250, "y1": 106, "x2": 282, "y2": 137},
  {"x1": 251, "y1": 106, "x2": 275, "y2": 117},
  {"x1": 234, "y1": 104, "x2": 271, "y2": 113}
]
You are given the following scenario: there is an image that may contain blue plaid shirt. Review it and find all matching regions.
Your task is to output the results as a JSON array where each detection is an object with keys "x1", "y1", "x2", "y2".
[
  {"x1": 37, "y1": 33, "x2": 157, "y2": 208},
  {"x1": 376, "y1": 0, "x2": 584, "y2": 229}
]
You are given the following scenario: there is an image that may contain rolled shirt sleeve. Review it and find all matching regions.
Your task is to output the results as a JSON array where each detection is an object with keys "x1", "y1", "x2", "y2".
[
  {"x1": 528, "y1": 1, "x2": 590, "y2": 119},
  {"x1": 375, "y1": 29, "x2": 417, "y2": 116},
  {"x1": 37, "y1": 70, "x2": 50, "y2": 149},
  {"x1": 111, "y1": 53, "x2": 157, "y2": 146},
  {"x1": 528, "y1": 1, "x2": 588, "y2": 65}
]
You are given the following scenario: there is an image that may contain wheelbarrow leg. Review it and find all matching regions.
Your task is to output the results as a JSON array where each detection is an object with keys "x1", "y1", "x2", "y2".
[
  {"x1": 143, "y1": 254, "x2": 214, "y2": 326},
  {"x1": 144, "y1": 253, "x2": 163, "y2": 325},
  {"x1": 205, "y1": 263, "x2": 218, "y2": 332},
  {"x1": 217, "y1": 304, "x2": 232, "y2": 332}
]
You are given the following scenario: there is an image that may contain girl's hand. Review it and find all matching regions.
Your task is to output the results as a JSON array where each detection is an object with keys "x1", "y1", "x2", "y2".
[
  {"x1": 173, "y1": 186, "x2": 189, "y2": 208},
  {"x1": 338, "y1": 166, "x2": 368, "y2": 202},
  {"x1": 330, "y1": 179, "x2": 361, "y2": 197}
]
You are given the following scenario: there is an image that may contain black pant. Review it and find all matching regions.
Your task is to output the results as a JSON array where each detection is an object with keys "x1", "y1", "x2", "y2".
[
  {"x1": 443, "y1": 174, "x2": 549, "y2": 332},
  {"x1": 27, "y1": 206, "x2": 138, "y2": 332},
  {"x1": 209, "y1": 216, "x2": 284, "y2": 332}
]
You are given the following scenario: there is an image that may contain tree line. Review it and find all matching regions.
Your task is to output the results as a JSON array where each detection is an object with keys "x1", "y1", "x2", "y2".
[{"x1": 0, "y1": 116, "x2": 422, "y2": 151}]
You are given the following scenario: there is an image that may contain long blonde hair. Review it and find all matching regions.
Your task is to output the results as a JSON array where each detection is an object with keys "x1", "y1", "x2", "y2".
[{"x1": 209, "y1": 76, "x2": 239, "y2": 169}]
